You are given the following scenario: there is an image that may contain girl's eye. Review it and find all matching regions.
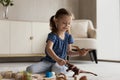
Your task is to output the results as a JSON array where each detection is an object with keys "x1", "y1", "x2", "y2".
[
  {"x1": 62, "y1": 22, "x2": 71, "y2": 25},
  {"x1": 67, "y1": 23, "x2": 71, "y2": 26},
  {"x1": 68, "y1": 23, "x2": 70, "y2": 25}
]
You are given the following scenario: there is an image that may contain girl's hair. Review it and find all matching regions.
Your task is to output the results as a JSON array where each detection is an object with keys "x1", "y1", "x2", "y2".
[{"x1": 50, "y1": 8, "x2": 73, "y2": 33}]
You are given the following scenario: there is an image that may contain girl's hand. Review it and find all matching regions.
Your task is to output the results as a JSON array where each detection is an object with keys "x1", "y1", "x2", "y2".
[
  {"x1": 79, "y1": 49, "x2": 90, "y2": 56},
  {"x1": 56, "y1": 58, "x2": 67, "y2": 66},
  {"x1": 67, "y1": 49, "x2": 90, "y2": 56},
  {"x1": 70, "y1": 46, "x2": 91, "y2": 56}
]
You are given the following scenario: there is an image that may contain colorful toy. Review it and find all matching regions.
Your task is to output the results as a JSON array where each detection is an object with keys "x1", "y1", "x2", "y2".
[{"x1": 45, "y1": 71, "x2": 53, "y2": 78}]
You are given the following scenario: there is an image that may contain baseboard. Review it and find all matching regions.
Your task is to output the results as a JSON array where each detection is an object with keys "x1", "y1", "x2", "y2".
[
  {"x1": 98, "y1": 59, "x2": 120, "y2": 63},
  {"x1": 0, "y1": 53, "x2": 45, "y2": 62},
  {"x1": 0, "y1": 57, "x2": 43, "y2": 63}
]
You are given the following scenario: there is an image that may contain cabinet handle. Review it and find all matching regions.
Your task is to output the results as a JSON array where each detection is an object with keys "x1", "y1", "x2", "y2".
[{"x1": 30, "y1": 36, "x2": 33, "y2": 40}]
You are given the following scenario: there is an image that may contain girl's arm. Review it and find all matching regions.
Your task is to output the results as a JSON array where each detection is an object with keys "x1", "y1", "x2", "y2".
[
  {"x1": 67, "y1": 45, "x2": 90, "y2": 56},
  {"x1": 67, "y1": 44, "x2": 72, "y2": 52},
  {"x1": 46, "y1": 40, "x2": 66, "y2": 65}
]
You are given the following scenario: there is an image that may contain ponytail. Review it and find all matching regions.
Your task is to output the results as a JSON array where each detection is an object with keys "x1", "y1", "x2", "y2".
[{"x1": 50, "y1": 15, "x2": 58, "y2": 33}]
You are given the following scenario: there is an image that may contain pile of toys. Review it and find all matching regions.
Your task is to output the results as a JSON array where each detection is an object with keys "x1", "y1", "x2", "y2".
[
  {"x1": 0, "y1": 62, "x2": 97, "y2": 80},
  {"x1": 0, "y1": 71, "x2": 31, "y2": 80}
]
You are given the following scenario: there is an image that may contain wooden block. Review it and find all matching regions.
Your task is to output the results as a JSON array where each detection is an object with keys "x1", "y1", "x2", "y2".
[
  {"x1": 79, "y1": 76, "x2": 87, "y2": 80},
  {"x1": 0, "y1": 71, "x2": 13, "y2": 79},
  {"x1": 0, "y1": 74, "x2": 3, "y2": 80},
  {"x1": 74, "y1": 75, "x2": 78, "y2": 80},
  {"x1": 15, "y1": 72, "x2": 23, "y2": 80}
]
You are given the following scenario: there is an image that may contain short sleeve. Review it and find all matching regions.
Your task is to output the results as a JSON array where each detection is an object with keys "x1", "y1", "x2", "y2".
[
  {"x1": 68, "y1": 34, "x2": 74, "y2": 44},
  {"x1": 46, "y1": 33, "x2": 56, "y2": 43}
]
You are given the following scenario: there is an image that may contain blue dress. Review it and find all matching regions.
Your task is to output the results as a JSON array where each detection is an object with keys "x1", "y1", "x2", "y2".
[{"x1": 44, "y1": 32, "x2": 74, "y2": 63}]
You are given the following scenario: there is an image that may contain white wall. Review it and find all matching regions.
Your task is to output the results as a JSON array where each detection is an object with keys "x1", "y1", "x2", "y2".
[
  {"x1": 97, "y1": 0, "x2": 120, "y2": 60},
  {"x1": 79, "y1": 0, "x2": 96, "y2": 28},
  {"x1": 0, "y1": 0, "x2": 79, "y2": 21}
]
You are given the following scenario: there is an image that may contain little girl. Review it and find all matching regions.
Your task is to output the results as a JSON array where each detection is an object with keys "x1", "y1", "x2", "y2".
[{"x1": 26, "y1": 8, "x2": 89, "y2": 74}]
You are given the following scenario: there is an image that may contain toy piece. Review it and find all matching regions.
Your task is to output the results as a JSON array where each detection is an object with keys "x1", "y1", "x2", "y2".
[
  {"x1": 74, "y1": 75, "x2": 88, "y2": 80},
  {"x1": 15, "y1": 71, "x2": 32, "y2": 80},
  {"x1": 56, "y1": 73, "x2": 67, "y2": 80},
  {"x1": 32, "y1": 73, "x2": 56, "y2": 80},
  {"x1": 0, "y1": 71, "x2": 13, "y2": 79},
  {"x1": 15, "y1": 72, "x2": 24, "y2": 80},
  {"x1": 79, "y1": 76, "x2": 87, "y2": 80},
  {"x1": 0, "y1": 71, "x2": 32, "y2": 80},
  {"x1": 32, "y1": 74, "x2": 43, "y2": 80},
  {"x1": 0, "y1": 74, "x2": 2, "y2": 80},
  {"x1": 45, "y1": 72, "x2": 53, "y2": 78},
  {"x1": 74, "y1": 75, "x2": 78, "y2": 80},
  {"x1": 66, "y1": 62, "x2": 97, "y2": 77}
]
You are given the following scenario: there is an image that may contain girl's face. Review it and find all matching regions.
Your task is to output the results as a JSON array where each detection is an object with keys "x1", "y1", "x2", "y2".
[{"x1": 56, "y1": 15, "x2": 72, "y2": 32}]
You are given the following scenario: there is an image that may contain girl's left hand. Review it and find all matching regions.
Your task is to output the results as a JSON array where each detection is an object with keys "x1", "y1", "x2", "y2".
[
  {"x1": 72, "y1": 46, "x2": 91, "y2": 56},
  {"x1": 79, "y1": 49, "x2": 90, "y2": 56}
]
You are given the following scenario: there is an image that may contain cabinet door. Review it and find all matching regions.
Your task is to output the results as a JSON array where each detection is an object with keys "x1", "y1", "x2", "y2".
[
  {"x1": 32, "y1": 22, "x2": 50, "y2": 54},
  {"x1": 0, "y1": 20, "x2": 9, "y2": 54},
  {"x1": 10, "y1": 21, "x2": 32, "y2": 54}
]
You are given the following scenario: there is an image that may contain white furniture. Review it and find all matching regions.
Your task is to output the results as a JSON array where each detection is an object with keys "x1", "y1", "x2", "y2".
[
  {"x1": 70, "y1": 19, "x2": 97, "y2": 63},
  {"x1": 0, "y1": 20, "x2": 9, "y2": 54},
  {"x1": 0, "y1": 20, "x2": 50, "y2": 58},
  {"x1": 0, "y1": 19, "x2": 97, "y2": 63}
]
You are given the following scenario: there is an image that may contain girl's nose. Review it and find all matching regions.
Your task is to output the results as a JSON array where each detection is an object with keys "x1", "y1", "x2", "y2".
[
  {"x1": 66, "y1": 24, "x2": 69, "y2": 27},
  {"x1": 67, "y1": 24, "x2": 71, "y2": 28}
]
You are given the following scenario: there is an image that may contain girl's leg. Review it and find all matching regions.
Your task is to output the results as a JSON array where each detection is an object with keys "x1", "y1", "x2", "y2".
[
  {"x1": 26, "y1": 60, "x2": 52, "y2": 74},
  {"x1": 51, "y1": 63, "x2": 68, "y2": 74}
]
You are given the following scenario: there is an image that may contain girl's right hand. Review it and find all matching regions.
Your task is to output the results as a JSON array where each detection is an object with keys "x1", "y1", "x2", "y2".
[{"x1": 56, "y1": 58, "x2": 67, "y2": 66}]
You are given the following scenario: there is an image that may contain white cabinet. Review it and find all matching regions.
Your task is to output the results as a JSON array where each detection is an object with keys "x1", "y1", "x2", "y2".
[
  {"x1": 10, "y1": 21, "x2": 32, "y2": 54},
  {"x1": 0, "y1": 20, "x2": 50, "y2": 56},
  {"x1": 32, "y1": 22, "x2": 50, "y2": 54},
  {"x1": 0, "y1": 20, "x2": 9, "y2": 54}
]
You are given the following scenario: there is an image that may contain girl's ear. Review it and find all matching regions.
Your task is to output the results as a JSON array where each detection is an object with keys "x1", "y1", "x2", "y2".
[
  {"x1": 54, "y1": 18, "x2": 59, "y2": 27},
  {"x1": 54, "y1": 18, "x2": 58, "y2": 24}
]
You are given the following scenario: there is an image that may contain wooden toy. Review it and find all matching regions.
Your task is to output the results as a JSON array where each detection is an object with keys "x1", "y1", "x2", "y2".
[
  {"x1": 0, "y1": 71, "x2": 13, "y2": 79},
  {"x1": 0, "y1": 74, "x2": 2, "y2": 80},
  {"x1": 79, "y1": 76, "x2": 87, "y2": 80},
  {"x1": 0, "y1": 71, "x2": 32, "y2": 80},
  {"x1": 66, "y1": 62, "x2": 97, "y2": 77},
  {"x1": 56, "y1": 73, "x2": 67, "y2": 80}
]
